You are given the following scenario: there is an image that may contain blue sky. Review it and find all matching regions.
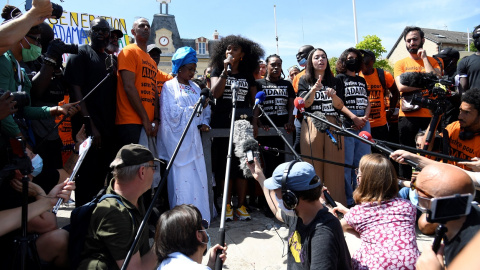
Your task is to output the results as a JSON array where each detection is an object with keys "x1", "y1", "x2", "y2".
[{"x1": 9, "y1": 0, "x2": 480, "y2": 70}]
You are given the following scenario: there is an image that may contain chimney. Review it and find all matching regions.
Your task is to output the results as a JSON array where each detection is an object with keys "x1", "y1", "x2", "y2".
[{"x1": 213, "y1": 30, "x2": 219, "y2": 40}]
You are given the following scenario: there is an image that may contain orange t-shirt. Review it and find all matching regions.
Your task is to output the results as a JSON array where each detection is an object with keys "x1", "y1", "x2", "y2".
[
  {"x1": 360, "y1": 69, "x2": 395, "y2": 128},
  {"x1": 292, "y1": 69, "x2": 305, "y2": 93},
  {"x1": 116, "y1": 44, "x2": 158, "y2": 125},
  {"x1": 394, "y1": 56, "x2": 440, "y2": 118},
  {"x1": 445, "y1": 121, "x2": 480, "y2": 170},
  {"x1": 156, "y1": 69, "x2": 173, "y2": 95}
]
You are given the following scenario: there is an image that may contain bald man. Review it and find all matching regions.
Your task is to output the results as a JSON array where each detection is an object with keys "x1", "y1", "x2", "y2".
[{"x1": 415, "y1": 163, "x2": 480, "y2": 266}]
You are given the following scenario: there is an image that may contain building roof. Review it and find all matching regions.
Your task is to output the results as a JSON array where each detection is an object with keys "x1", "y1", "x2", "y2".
[{"x1": 386, "y1": 26, "x2": 470, "y2": 59}]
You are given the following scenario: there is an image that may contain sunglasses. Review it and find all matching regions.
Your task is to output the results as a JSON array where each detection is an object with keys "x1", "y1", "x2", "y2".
[{"x1": 144, "y1": 164, "x2": 158, "y2": 171}]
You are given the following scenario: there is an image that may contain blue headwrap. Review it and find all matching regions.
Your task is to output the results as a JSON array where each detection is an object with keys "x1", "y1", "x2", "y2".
[{"x1": 171, "y1": 46, "x2": 198, "y2": 74}]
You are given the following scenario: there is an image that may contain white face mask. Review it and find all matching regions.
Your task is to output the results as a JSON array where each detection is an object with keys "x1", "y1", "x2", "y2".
[
  {"x1": 275, "y1": 196, "x2": 296, "y2": 217},
  {"x1": 31, "y1": 154, "x2": 43, "y2": 177}
]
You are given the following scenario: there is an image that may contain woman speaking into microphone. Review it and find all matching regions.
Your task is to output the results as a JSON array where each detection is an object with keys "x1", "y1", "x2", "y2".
[{"x1": 297, "y1": 48, "x2": 347, "y2": 205}]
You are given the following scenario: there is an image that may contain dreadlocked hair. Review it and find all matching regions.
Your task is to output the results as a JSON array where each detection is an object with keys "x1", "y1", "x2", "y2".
[
  {"x1": 209, "y1": 35, "x2": 265, "y2": 75},
  {"x1": 264, "y1": 54, "x2": 285, "y2": 79}
]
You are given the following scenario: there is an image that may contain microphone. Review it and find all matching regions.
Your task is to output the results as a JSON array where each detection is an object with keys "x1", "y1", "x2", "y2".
[
  {"x1": 242, "y1": 138, "x2": 259, "y2": 164},
  {"x1": 359, "y1": 131, "x2": 375, "y2": 143},
  {"x1": 196, "y1": 88, "x2": 210, "y2": 117},
  {"x1": 326, "y1": 130, "x2": 337, "y2": 145},
  {"x1": 231, "y1": 81, "x2": 238, "y2": 103},
  {"x1": 399, "y1": 72, "x2": 439, "y2": 89},
  {"x1": 294, "y1": 97, "x2": 305, "y2": 113},
  {"x1": 312, "y1": 111, "x2": 328, "y2": 132},
  {"x1": 253, "y1": 91, "x2": 266, "y2": 109},
  {"x1": 226, "y1": 55, "x2": 233, "y2": 75}
]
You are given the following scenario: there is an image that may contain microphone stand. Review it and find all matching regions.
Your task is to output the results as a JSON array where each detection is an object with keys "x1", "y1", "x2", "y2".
[
  {"x1": 256, "y1": 104, "x2": 301, "y2": 161},
  {"x1": 300, "y1": 111, "x2": 420, "y2": 170},
  {"x1": 259, "y1": 145, "x2": 355, "y2": 169},
  {"x1": 121, "y1": 97, "x2": 205, "y2": 270},
  {"x1": 215, "y1": 82, "x2": 238, "y2": 270},
  {"x1": 373, "y1": 139, "x2": 468, "y2": 163}
]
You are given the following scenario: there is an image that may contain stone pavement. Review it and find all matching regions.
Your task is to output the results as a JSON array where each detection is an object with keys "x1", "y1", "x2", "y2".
[{"x1": 58, "y1": 196, "x2": 434, "y2": 270}]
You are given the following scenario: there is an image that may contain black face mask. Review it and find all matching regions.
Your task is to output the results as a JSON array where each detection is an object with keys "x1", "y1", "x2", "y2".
[
  {"x1": 474, "y1": 38, "x2": 480, "y2": 51},
  {"x1": 345, "y1": 58, "x2": 359, "y2": 72}
]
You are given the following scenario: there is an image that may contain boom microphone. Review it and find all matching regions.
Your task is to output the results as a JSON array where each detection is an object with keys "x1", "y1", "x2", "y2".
[
  {"x1": 399, "y1": 72, "x2": 439, "y2": 89},
  {"x1": 253, "y1": 91, "x2": 266, "y2": 109},
  {"x1": 196, "y1": 88, "x2": 210, "y2": 117},
  {"x1": 294, "y1": 97, "x2": 305, "y2": 113},
  {"x1": 312, "y1": 111, "x2": 328, "y2": 132}
]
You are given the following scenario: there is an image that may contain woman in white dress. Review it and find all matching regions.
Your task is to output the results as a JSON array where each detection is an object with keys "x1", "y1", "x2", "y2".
[{"x1": 157, "y1": 47, "x2": 212, "y2": 222}]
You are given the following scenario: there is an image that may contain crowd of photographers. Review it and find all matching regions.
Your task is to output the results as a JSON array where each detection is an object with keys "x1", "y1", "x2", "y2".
[{"x1": 0, "y1": 0, "x2": 480, "y2": 269}]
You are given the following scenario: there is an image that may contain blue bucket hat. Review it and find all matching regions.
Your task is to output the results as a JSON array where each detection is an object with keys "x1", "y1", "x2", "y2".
[
  {"x1": 172, "y1": 46, "x2": 197, "y2": 75},
  {"x1": 264, "y1": 161, "x2": 321, "y2": 191}
]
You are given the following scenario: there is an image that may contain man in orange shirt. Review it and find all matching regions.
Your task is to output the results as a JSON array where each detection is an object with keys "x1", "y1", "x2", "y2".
[
  {"x1": 394, "y1": 26, "x2": 441, "y2": 179},
  {"x1": 116, "y1": 18, "x2": 159, "y2": 147},
  {"x1": 292, "y1": 45, "x2": 314, "y2": 93},
  {"x1": 359, "y1": 49, "x2": 399, "y2": 144}
]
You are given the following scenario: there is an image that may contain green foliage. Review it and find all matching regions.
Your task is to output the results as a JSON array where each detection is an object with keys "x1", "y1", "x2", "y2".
[
  {"x1": 329, "y1": 56, "x2": 338, "y2": 76},
  {"x1": 465, "y1": 41, "x2": 478, "y2": 52},
  {"x1": 355, "y1": 35, "x2": 394, "y2": 73}
]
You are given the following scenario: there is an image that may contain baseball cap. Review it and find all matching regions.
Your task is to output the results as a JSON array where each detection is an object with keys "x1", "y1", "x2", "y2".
[
  {"x1": 434, "y1": 48, "x2": 459, "y2": 59},
  {"x1": 110, "y1": 28, "x2": 123, "y2": 39},
  {"x1": 359, "y1": 49, "x2": 376, "y2": 60},
  {"x1": 112, "y1": 144, "x2": 160, "y2": 168},
  {"x1": 264, "y1": 161, "x2": 321, "y2": 191},
  {"x1": 147, "y1": 44, "x2": 162, "y2": 54}
]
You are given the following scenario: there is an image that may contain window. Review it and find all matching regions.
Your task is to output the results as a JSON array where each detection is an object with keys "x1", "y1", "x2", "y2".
[{"x1": 198, "y1": 42, "x2": 206, "y2": 54}]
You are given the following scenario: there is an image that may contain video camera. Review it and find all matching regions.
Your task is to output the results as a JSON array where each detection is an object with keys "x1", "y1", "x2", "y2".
[
  {"x1": 25, "y1": 0, "x2": 64, "y2": 20},
  {"x1": 0, "y1": 89, "x2": 30, "y2": 111},
  {"x1": 399, "y1": 72, "x2": 455, "y2": 113}
]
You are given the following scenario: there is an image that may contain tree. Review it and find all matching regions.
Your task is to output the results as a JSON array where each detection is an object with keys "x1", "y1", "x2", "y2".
[
  {"x1": 355, "y1": 35, "x2": 394, "y2": 73},
  {"x1": 465, "y1": 41, "x2": 478, "y2": 52},
  {"x1": 329, "y1": 56, "x2": 338, "y2": 76}
]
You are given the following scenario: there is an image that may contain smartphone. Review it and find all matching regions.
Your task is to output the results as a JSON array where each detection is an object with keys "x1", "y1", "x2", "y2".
[{"x1": 428, "y1": 193, "x2": 473, "y2": 222}]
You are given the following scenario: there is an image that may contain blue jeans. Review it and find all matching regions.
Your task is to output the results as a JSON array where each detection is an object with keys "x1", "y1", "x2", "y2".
[{"x1": 344, "y1": 110, "x2": 371, "y2": 205}]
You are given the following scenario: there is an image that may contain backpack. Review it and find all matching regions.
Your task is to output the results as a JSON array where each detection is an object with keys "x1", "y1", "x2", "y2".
[
  {"x1": 68, "y1": 189, "x2": 135, "y2": 269},
  {"x1": 376, "y1": 68, "x2": 387, "y2": 92}
]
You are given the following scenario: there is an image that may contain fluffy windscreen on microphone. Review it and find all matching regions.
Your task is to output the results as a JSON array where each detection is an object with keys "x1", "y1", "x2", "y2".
[
  {"x1": 359, "y1": 131, "x2": 375, "y2": 143},
  {"x1": 233, "y1": 120, "x2": 258, "y2": 177},
  {"x1": 399, "y1": 72, "x2": 438, "y2": 89},
  {"x1": 311, "y1": 111, "x2": 329, "y2": 132},
  {"x1": 242, "y1": 138, "x2": 259, "y2": 152},
  {"x1": 294, "y1": 97, "x2": 305, "y2": 113}
]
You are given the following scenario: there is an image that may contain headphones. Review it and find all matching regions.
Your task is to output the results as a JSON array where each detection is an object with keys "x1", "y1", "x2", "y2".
[
  {"x1": 459, "y1": 130, "x2": 480, "y2": 141},
  {"x1": 281, "y1": 160, "x2": 299, "y2": 210}
]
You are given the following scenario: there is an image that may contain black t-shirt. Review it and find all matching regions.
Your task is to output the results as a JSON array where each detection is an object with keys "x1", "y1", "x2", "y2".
[
  {"x1": 282, "y1": 208, "x2": 352, "y2": 270},
  {"x1": 444, "y1": 205, "x2": 480, "y2": 266},
  {"x1": 64, "y1": 45, "x2": 117, "y2": 137},
  {"x1": 336, "y1": 74, "x2": 369, "y2": 111},
  {"x1": 457, "y1": 54, "x2": 480, "y2": 89},
  {"x1": 297, "y1": 76, "x2": 345, "y2": 116},
  {"x1": 255, "y1": 78, "x2": 295, "y2": 125},
  {"x1": 210, "y1": 68, "x2": 255, "y2": 128}
]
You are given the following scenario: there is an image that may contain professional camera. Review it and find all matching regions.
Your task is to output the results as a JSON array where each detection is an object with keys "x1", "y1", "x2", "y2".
[
  {"x1": 25, "y1": 0, "x2": 64, "y2": 20},
  {"x1": 410, "y1": 77, "x2": 454, "y2": 113},
  {"x1": 0, "y1": 89, "x2": 30, "y2": 111}
]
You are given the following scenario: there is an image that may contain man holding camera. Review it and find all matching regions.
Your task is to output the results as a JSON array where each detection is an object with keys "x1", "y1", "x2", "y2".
[
  {"x1": 394, "y1": 26, "x2": 441, "y2": 180},
  {"x1": 64, "y1": 17, "x2": 118, "y2": 207},
  {"x1": 413, "y1": 163, "x2": 480, "y2": 267}
]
